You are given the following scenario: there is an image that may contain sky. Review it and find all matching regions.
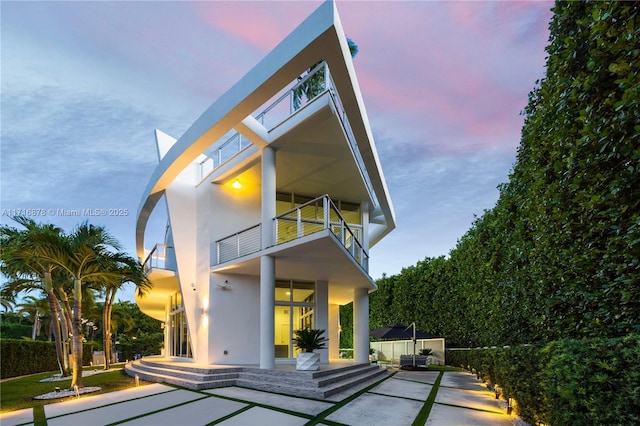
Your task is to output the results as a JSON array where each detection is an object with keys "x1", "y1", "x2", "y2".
[{"x1": 1, "y1": 0, "x2": 553, "y2": 303}]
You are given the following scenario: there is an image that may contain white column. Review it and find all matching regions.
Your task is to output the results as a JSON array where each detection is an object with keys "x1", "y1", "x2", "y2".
[
  {"x1": 315, "y1": 281, "x2": 329, "y2": 363},
  {"x1": 353, "y1": 287, "x2": 369, "y2": 364},
  {"x1": 260, "y1": 255, "x2": 275, "y2": 369},
  {"x1": 260, "y1": 146, "x2": 277, "y2": 369},
  {"x1": 261, "y1": 146, "x2": 276, "y2": 249}
]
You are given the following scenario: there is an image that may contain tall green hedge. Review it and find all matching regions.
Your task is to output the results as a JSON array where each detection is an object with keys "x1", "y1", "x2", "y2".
[
  {"x1": 369, "y1": 1, "x2": 639, "y2": 348},
  {"x1": 1, "y1": 339, "x2": 93, "y2": 379},
  {"x1": 446, "y1": 335, "x2": 640, "y2": 425}
]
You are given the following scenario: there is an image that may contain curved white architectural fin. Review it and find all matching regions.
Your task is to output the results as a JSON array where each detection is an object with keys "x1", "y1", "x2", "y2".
[{"x1": 155, "y1": 129, "x2": 177, "y2": 162}]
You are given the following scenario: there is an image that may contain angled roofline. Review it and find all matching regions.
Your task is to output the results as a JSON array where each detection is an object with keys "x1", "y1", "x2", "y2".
[{"x1": 136, "y1": 0, "x2": 395, "y2": 259}]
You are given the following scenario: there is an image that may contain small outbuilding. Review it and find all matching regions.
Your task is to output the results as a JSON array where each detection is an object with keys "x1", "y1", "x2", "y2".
[{"x1": 369, "y1": 323, "x2": 445, "y2": 366}]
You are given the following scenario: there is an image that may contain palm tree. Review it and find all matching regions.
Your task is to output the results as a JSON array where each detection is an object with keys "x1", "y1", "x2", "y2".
[
  {"x1": 16, "y1": 295, "x2": 50, "y2": 340},
  {"x1": 1, "y1": 216, "x2": 70, "y2": 375},
  {"x1": 1, "y1": 297, "x2": 14, "y2": 312},
  {"x1": 101, "y1": 253, "x2": 151, "y2": 369},
  {"x1": 37, "y1": 221, "x2": 123, "y2": 388}
]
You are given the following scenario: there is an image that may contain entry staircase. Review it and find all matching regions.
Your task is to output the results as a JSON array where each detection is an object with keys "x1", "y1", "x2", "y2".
[{"x1": 125, "y1": 357, "x2": 387, "y2": 399}]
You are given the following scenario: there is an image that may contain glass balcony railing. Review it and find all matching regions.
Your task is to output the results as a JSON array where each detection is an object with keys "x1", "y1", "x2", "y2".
[
  {"x1": 199, "y1": 131, "x2": 251, "y2": 181},
  {"x1": 198, "y1": 62, "x2": 376, "y2": 208},
  {"x1": 214, "y1": 195, "x2": 368, "y2": 271},
  {"x1": 143, "y1": 243, "x2": 175, "y2": 273}
]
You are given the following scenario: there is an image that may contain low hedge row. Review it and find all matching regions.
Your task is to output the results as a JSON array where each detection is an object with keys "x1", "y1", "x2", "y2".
[
  {"x1": 1, "y1": 339, "x2": 93, "y2": 379},
  {"x1": 446, "y1": 335, "x2": 640, "y2": 426}
]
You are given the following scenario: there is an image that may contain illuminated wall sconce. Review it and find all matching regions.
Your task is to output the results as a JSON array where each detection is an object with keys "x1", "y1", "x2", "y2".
[
  {"x1": 231, "y1": 179, "x2": 242, "y2": 189},
  {"x1": 191, "y1": 283, "x2": 196, "y2": 292},
  {"x1": 216, "y1": 279, "x2": 231, "y2": 290},
  {"x1": 201, "y1": 296, "x2": 209, "y2": 316}
]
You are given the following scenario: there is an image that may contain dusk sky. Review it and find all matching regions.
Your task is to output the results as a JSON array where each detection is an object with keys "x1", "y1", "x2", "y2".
[{"x1": 1, "y1": 1, "x2": 553, "y2": 302}]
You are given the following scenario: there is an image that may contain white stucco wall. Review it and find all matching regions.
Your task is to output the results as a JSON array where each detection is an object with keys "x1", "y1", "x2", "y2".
[{"x1": 193, "y1": 166, "x2": 263, "y2": 364}]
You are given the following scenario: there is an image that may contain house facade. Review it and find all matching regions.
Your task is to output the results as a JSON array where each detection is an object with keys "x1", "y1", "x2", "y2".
[{"x1": 135, "y1": 1, "x2": 395, "y2": 369}]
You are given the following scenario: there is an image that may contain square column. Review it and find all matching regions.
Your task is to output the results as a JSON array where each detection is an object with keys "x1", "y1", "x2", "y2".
[
  {"x1": 315, "y1": 281, "x2": 329, "y2": 363},
  {"x1": 260, "y1": 255, "x2": 275, "y2": 369},
  {"x1": 353, "y1": 287, "x2": 369, "y2": 364}
]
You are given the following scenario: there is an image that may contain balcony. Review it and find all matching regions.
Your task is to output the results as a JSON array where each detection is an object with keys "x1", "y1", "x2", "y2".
[
  {"x1": 215, "y1": 194, "x2": 368, "y2": 271},
  {"x1": 197, "y1": 62, "x2": 375, "y2": 204},
  {"x1": 143, "y1": 243, "x2": 175, "y2": 274},
  {"x1": 139, "y1": 243, "x2": 178, "y2": 321}
]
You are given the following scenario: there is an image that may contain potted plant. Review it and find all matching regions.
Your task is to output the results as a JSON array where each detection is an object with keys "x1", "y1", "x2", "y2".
[
  {"x1": 369, "y1": 347, "x2": 377, "y2": 364},
  {"x1": 419, "y1": 348, "x2": 433, "y2": 365},
  {"x1": 294, "y1": 328, "x2": 327, "y2": 371}
]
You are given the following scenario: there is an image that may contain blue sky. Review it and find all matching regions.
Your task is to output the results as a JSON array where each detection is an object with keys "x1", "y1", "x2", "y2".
[{"x1": 1, "y1": 1, "x2": 553, "y2": 302}]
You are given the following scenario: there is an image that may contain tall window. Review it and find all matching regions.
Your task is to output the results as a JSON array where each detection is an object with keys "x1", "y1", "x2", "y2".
[
  {"x1": 168, "y1": 291, "x2": 192, "y2": 358},
  {"x1": 274, "y1": 280, "x2": 315, "y2": 358}
]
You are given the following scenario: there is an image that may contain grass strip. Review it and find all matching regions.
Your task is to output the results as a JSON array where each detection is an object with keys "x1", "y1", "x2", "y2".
[
  {"x1": 33, "y1": 405, "x2": 45, "y2": 426},
  {"x1": 304, "y1": 371, "x2": 396, "y2": 426},
  {"x1": 206, "y1": 404, "x2": 256, "y2": 425},
  {"x1": 107, "y1": 394, "x2": 210, "y2": 426},
  {"x1": 0, "y1": 369, "x2": 147, "y2": 413},
  {"x1": 198, "y1": 388, "x2": 315, "y2": 421},
  {"x1": 411, "y1": 370, "x2": 444, "y2": 426}
]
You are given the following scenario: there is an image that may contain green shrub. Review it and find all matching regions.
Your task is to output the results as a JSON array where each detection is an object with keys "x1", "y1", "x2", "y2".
[
  {"x1": 541, "y1": 335, "x2": 640, "y2": 426},
  {"x1": 447, "y1": 336, "x2": 640, "y2": 425},
  {"x1": 0, "y1": 322, "x2": 33, "y2": 339},
  {"x1": 1, "y1": 339, "x2": 95, "y2": 379}
]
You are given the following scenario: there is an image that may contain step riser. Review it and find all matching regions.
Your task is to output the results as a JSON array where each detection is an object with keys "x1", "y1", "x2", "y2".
[
  {"x1": 130, "y1": 363, "x2": 240, "y2": 382},
  {"x1": 126, "y1": 360, "x2": 386, "y2": 399}
]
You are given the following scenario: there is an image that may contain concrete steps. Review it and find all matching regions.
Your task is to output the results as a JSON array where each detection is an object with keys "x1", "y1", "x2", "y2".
[{"x1": 125, "y1": 358, "x2": 387, "y2": 399}]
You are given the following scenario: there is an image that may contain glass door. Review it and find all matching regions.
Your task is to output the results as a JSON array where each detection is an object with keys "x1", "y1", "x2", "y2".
[{"x1": 274, "y1": 280, "x2": 315, "y2": 359}]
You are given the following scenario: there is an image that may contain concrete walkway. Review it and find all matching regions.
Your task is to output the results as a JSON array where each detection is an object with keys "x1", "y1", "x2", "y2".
[{"x1": 1, "y1": 370, "x2": 518, "y2": 426}]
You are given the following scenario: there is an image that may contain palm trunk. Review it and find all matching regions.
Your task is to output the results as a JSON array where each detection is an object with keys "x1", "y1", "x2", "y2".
[
  {"x1": 46, "y1": 289, "x2": 66, "y2": 376},
  {"x1": 70, "y1": 278, "x2": 84, "y2": 389},
  {"x1": 102, "y1": 296, "x2": 111, "y2": 370},
  {"x1": 57, "y1": 287, "x2": 74, "y2": 375},
  {"x1": 53, "y1": 293, "x2": 71, "y2": 374}
]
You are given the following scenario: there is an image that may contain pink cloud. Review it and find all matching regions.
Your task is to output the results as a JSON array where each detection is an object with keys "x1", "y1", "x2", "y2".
[
  {"x1": 336, "y1": 1, "x2": 551, "y2": 154},
  {"x1": 194, "y1": 1, "x2": 322, "y2": 52}
]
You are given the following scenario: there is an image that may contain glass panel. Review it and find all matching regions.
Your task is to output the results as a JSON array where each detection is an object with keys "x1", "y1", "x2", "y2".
[
  {"x1": 340, "y1": 201, "x2": 361, "y2": 225},
  {"x1": 292, "y1": 282, "x2": 315, "y2": 303},
  {"x1": 292, "y1": 306, "x2": 314, "y2": 357},
  {"x1": 293, "y1": 194, "x2": 313, "y2": 207},
  {"x1": 276, "y1": 192, "x2": 292, "y2": 215},
  {"x1": 275, "y1": 281, "x2": 291, "y2": 302},
  {"x1": 274, "y1": 305, "x2": 290, "y2": 358}
]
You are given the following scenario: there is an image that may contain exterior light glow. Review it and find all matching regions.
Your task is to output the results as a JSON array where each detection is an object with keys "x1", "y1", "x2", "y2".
[{"x1": 232, "y1": 179, "x2": 242, "y2": 189}]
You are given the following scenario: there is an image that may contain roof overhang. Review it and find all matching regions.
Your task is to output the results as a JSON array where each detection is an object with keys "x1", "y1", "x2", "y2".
[{"x1": 136, "y1": 0, "x2": 395, "y2": 260}]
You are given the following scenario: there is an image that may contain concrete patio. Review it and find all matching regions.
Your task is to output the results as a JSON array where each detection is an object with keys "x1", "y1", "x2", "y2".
[{"x1": 1, "y1": 370, "x2": 517, "y2": 426}]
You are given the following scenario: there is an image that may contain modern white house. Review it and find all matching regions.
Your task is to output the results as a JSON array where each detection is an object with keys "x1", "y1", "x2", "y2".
[{"x1": 134, "y1": 1, "x2": 395, "y2": 373}]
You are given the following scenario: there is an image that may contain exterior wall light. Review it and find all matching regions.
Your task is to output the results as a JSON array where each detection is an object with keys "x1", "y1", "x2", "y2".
[
  {"x1": 232, "y1": 179, "x2": 242, "y2": 189},
  {"x1": 216, "y1": 279, "x2": 231, "y2": 290}
]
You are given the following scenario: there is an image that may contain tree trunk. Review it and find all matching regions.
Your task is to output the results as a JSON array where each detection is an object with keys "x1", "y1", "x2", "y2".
[
  {"x1": 103, "y1": 300, "x2": 111, "y2": 370},
  {"x1": 70, "y1": 279, "x2": 84, "y2": 389},
  {"x1": 53, "y1": 294, "x2": 71, "y2": 374},
  {"x1": 46, "y1": 289, "x2": 66, "y2": 376},
  {"x1": 57, "y1": 287, "x2": 75, "y2": 375},
  {"x1": 31, "y1": 310, "x2": 39, "y2": 340}
]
